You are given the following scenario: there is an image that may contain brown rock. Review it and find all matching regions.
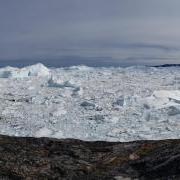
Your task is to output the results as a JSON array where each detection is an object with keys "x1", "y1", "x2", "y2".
[{"x1": 0, "y1": 135, "x2": 180, "y2": 179}]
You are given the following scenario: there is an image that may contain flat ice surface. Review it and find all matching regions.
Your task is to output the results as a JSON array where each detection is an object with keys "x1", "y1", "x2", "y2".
[{"x1": 0, "y1": 63, "x2": 180, "y2": 141}]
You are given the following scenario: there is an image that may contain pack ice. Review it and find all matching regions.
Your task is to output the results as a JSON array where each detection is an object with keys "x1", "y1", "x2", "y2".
[{"x1": 0, "y1": 63, "x2": 180, "y2": 141}]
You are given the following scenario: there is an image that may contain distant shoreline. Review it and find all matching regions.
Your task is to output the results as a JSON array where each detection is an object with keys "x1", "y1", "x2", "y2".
[{"x1": 153, "y1": 64, "x2": 180, "y2": 67}]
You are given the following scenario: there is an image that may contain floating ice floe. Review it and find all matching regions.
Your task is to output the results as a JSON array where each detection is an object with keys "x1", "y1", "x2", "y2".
[
  {"x1": 145, "y1": 90, "x2": 180, "y2": 109},
  {"x1": 36, "y1": 127, "x2": 52, "y2": 137},
  {"x1": 47, "y1": 76, "x2": 83, "y2": 96}
]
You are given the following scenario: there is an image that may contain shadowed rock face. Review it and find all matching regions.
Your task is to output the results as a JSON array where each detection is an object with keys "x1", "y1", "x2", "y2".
[{"x1": 0, "y1": 135, "x2": 180, "y2": 179}]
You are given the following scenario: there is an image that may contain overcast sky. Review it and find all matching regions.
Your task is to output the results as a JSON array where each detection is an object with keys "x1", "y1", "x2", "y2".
[{"x1": 0, "y1": 0, "x2": 180, "y2": 65}]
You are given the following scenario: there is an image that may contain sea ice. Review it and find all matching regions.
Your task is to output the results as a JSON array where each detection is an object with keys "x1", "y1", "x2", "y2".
[{"x1": 0, "y1": 64, "x2": 179, "y2": 141}]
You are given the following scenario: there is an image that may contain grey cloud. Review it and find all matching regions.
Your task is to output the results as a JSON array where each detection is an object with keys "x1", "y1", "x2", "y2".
[{"x1": 0, "y1": 0, "x2": 180, "y2": 65}]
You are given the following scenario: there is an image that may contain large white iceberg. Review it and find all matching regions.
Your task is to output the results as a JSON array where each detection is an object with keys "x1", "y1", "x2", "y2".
[{"x1": 0, "y1": 63, "x2": 50, "y2": 78}]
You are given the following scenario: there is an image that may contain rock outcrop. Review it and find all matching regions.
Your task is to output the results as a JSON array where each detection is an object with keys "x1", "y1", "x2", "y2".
[{"x1": 0, "y1": 135, "x2": 180, "y2": 179}]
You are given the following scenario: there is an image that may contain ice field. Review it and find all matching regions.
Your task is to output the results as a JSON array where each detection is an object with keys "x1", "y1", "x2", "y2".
[{"x1": 0, "y1": 63, "x2": 180, "y2": 141}]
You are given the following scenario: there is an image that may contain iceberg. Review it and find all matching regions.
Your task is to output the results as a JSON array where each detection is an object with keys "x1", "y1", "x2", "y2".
[{"x1": 0, "y1": 63, "x2": 50, "y2": 78}]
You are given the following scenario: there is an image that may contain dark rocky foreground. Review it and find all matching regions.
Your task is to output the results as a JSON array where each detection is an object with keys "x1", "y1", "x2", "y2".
[{"x1": 0, "y1": 135, "x2": 180, "y2": 179}]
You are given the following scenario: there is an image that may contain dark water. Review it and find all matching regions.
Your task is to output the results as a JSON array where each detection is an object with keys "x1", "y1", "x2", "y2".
[
  {"x1": 0, "y1": 48, "x2": 180, "y2": 68},
  {"x1": 0, "y1": 57, "x2": 126, "y2": 68}
]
